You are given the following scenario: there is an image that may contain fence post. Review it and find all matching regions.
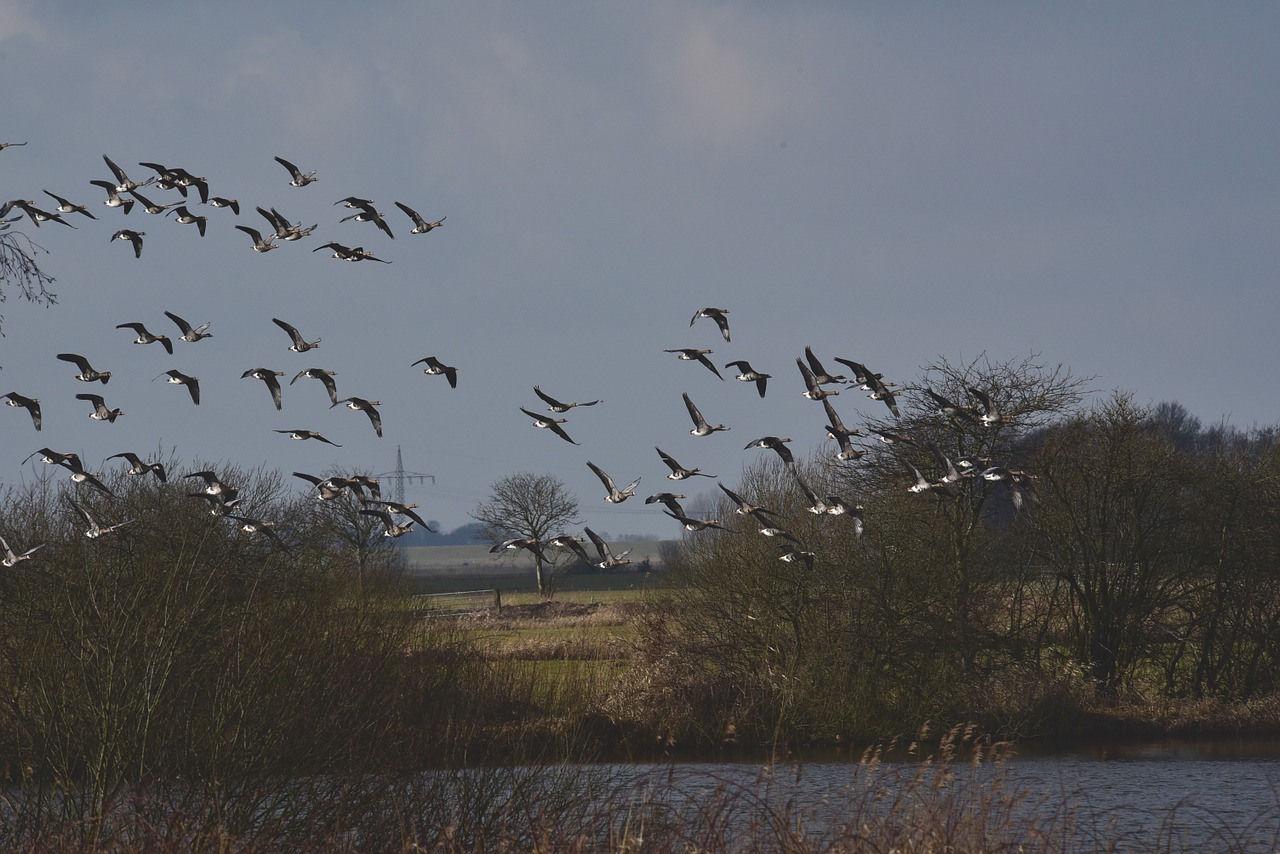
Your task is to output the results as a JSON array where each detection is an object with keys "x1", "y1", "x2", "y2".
[{"x1": 493, "y1": 588, "x2": 501, "y2": 613}]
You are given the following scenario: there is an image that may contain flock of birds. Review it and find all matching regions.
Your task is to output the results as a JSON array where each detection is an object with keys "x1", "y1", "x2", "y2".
[{"x1": 1, "y1": 143, "x2": 1037, "y2": 574}]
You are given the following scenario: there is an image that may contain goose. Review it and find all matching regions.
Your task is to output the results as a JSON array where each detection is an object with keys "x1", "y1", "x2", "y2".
[
  {"x1": 234, "y1": 225, "x2": 278, "y2": 252},
  {"x1": 490, "y1": 537, "x2": 545, "y2": 560},
  {"x1": 358, "y1": 508, "x2": 416, "y2": 538},
  {"x1": 294, "y1": 471, "x2": 355, "y2": 501},
  {"x1": 12, "y1": 200, "x2": 77, "y2": 228},
  {"x1": 0, "y1": 141, "x2": 27, "y2": 150},
  {"x1": 256, "y1": 206, "x2": 302, "y2": 240},
  {"x1": 335, "y1": 196, "x2": 374, "y2": 209},
  {"x1": 272, "y1": 317, "x2": 320, "y2": 352},
  {"x1": 166, "y1": 205, "x2": 207, "y2": 236},
  {"x1": 968, "y1": 386, "x2": 1002, "y2": 427},
  {"x1": 3, "y1": 392, "x2": 41, "y2": 430},
  {"x1": 756, "y1": 523, "x2": 801, "y2": 544},
  {"x1": 116, "y1": 321, "x2": 172, "y2": 353},
  {"x1": 137, "y1": 161, "x2": 184, "y2": 192},
  {"x1": 796, "y1": 358, "x2": 839, "y2": 401},
  {"x1": 128, "y1": 190, "x2": 179, "y2": 215},
  {"x1": 70, "y1": 469, "x2": 115, "y2": 496},
  {"x1": 110, "y1": 229, "x2": 145, "y2": 258},
  {"x1": 725, "y1": 360, "x2": 770, "y2": 398},
  {"x1": 290, "y1": 368, "x2": 339, "y2": 405},
  {"x1": 89, "y1": 180, "x2": 136, "y2": 214},
  {"x1": 791, "y1": 469, "x2": 828, "y2": 514},
  {"x1": 682, "y1": 392, "x2": 728, "y2": 436},
  {"x1": 533, "y1": 385, "x2": 599, "y2": 412},
  {"x1": 240, "y1": 368, "x2": 285, "y2": 409},
  {"x1": 333, "y1": 397, "x2": 383, "y2": 438},
  {"x1": 586, "y1": 460, "x2": 640, "y2": 504},
  {"x1": 228, "y1": 515, "x2": 292, "y2": 549},
  {"x1": 76, "y1": 392, "x2": 123, "y2": 422},
  {"x1": 744, "y1": 436, "x2": 794, "y2": 468},
  {"x1": 802, "y1": 346, "x2": 846, "y2": 385},
  {"x1": 644, "y1": 492, "x2": 687, "y2": 516},
  {"x1": 520, "y1": 407, "x2": 578, "y2": 444},
  {"x1": 546, "y1": 533, "x2": 591, "y2": 562},
  {"x1": 163, "y1": 310, "x2": 212, "y2": 342},
  {"x1": 924, "y1": 388, "x2": 977, "y2": 423},
  {"x1": 362, "y1": 498, "x2": 428, "y2": 528},
  {"x1": 821, "y1": 398, "x2": 866, "y2": 461},
  {"x1": 663, "y1": 509, "x2": 729, "y2": 533},
  {"x1": 0, "y1": 533, "x2": 44, "y2": 568},
  {"x1": 866, "y1": 378, "x2": 900, "y2": 417},
  {"x1": 23, "y1": 447, "x2": 83, "y2": 471},
  {"x1": 584, "y1": 526, "x2": 631, "y2": 569},
  {"x1": 274, "y1": 428, "x2": 341, "y2": 447},
  {"x1": 155, "y1": 369, "x2": 200, "y2": 405},
  {"x1": 656, "y1": 446, "x2": 714, "y2": 479},
  {"x1": 981, "y1": 467, "x2": 1038, "y2": 509},
  {"x1": 312, "y1": 241, "x2": 392, "y2": 263},
  {"x1": 187, "y1": 492, "x2": 242, "y2": 516},
  {"x1": 871, "y1": 429, "x2": 915, "y2": 446},
  {"x1": 777, "y1": 546, "x2": 816, "y2": 571},
  {"x1": 664, "y1": 348, "x2": 724, "y2": 380},
  {"x1": 345, "y1": 474, "x2": 381, "y2": 499},
  {"x1": 412, "y1": 356, "x2": 458, "y2": 388},
  {"x1": 42, "y1": 189, "x2": 97, "y2": 220},
  {"x1": 184, "y1": 470, "x2": 239, "y2": 500},
  {"x1": 394, "y1": 202, "x2": 445, "y2": 234},
  {"x1": 689, "y1": 307, "x2": 731, "y2": 342},
  {"x1": 833, "y1": 358, "x2": 897, "y2": 393},
  {"x1": 107, "y1": 452, "x2": 167, "y2": 482},
  {"x1": 66, "y1": 496, "x2": 132, "y2": 539},
  {"x1": 903, "y1": 459, "x2": 943, "y2": 495},
  {"x1": 927, "y1": 442, "x2": 967, "y2": 486},
  {"x1": 206, "y1": 196, "x2": 240, "y2": 215},
  {"x1": 339, "y1": 200, "x2": 395, "y2": 239},
  {"x1": 169, "y1": 167, "x2": 209, "y2": 204},
  {"x1": 718, "y1": 483, "x2": 775, "y2": 518},
  {"x1": 103, "y1": 154, "x2": 153, "y2": 194},
  {"x1": 274, "y1": 155, "x2": 317, "y2": 187}
]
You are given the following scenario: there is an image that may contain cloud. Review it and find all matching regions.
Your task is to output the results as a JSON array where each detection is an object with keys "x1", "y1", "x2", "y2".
[{"x1": 0, "y1": 0, "x2": 44, "y2": 44}]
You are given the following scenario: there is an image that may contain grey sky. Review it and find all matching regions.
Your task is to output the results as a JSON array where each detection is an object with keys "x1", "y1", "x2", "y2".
[{"x1": 2, "y1": 2, "x2": 1277, "y2": 534}]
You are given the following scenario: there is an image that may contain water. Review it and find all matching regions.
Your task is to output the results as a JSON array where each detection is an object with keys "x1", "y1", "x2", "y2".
[{"x1": 592, "y1": 740, "x2": 1280, "y2": 852}]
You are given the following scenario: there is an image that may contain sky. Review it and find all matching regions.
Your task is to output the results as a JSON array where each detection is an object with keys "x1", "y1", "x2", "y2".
[{"x1": 1, "y1": 2, "x2": 1277, "y2": 537}]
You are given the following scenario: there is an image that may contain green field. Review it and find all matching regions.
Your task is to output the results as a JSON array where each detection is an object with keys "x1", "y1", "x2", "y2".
[
  {"x1": 403, "y1": 541, "x2": 670, "y2": 575},
  {"x1": 407, "y1": 569, "x2": 661, "y2": 603}
]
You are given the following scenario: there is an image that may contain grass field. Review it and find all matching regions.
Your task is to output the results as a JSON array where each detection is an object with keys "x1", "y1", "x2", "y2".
[{"x1": 408, "y1": 569, "x2": 661, "y2": 604}]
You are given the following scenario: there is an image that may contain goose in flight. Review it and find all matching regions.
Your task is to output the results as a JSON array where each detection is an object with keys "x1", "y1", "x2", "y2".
[
  {"x1": 682, "y1": 392, "x2": 728, "y2": 436},
  {"x1": 0, "y1": 533, "x2": 44, "y2": 568},
  {"x1": 690, "y1": 307, "x2": 731, "y2": 342},
  {"x1": 128, "y1": 190, "x2": 179, "y2": 216},
  {"x1": 90, "y1": 180, "x2": 136, "y2": 214},
  {"x1": 167, "y1": 205, "x2": 208, "y2": 236},
  {"x1": 275, "y1": 428, "x2": 342, "y2": 447},
  {"x1": 274, "y1": 155, "x2": 317, "y2": 187},
  {"x1": 587, "y1": 460, "x2": 640, "y2": 504},
  {"x1": 207, "y1": 196, "x2": 240, "y2": 215},
  {"x1": 11, "y1": 200, "x2": 77, "y2": 228},
  {"x1": 718, "y1": 483, "x2": 775, "y2": 518},
  {"x1": 584, "y1": 526, "x2": 632, "y2": 569},
  {"x1": 871, "y1": 429, "x2": 915, "y2": 446},
  {"x1": 725, "y1": 360, "x2": 769, "y2": 398},
  {"x1": 744, "y1": 435, "x2": 795, "y2": 469},
  {"x1": 234, "y1": 224, "x2": 278, "y2": 252},
  {"x1": 520, "y1": 407, "x2": 578, "y2": 444},
  {"x1": 791, "y1": 469, "x2": 828, "y2": 514},
  {"x1": 294, "y1": 471, "x2": 355, "y2": 501},
  {"x1": 187, "y1": 492, "x2": 242, "y2": 516},
  {"x1": 241, "y1": 368, "x2": 286, "y2": 409},
  {"x1": 111, "y1": 229, "x2": 145, "y2": 258},
  {"x1": 802, "y1": 346, "x2": 846, "y2": 386},
  {"x1": 981, "y1": 466, "x2": 1038, "y2": 509},
  {"x1": 533, "y1": 385, "x2": 599, "y2": 413},
  {"x1": 656, "y1": 446, "x2": 714, "y2": 480},
  {"x1": 394, "y1": 202, "x2": 445, "y2": 234},
  {"x1": 796, "y1": 358, "x2": 839, "y2": 401},
  {"x1": 821, "y1": 398, "x2": 865, "y2": 461},
  {"x1": 107, "y1": 452, "x2": 167, "y2": 482},
  {"x1": 103, "y1": 154, "x2": 153, "y2": 194},
  {"x1": 490, "y1": 536, "x2": 545, "y2": 561},
  {"x1": 664, "y1": 348, "x2": 724, "y2": 380},
  {"x1": 413, "y1": 356, "x2": 458, "y2": 388},
  {"x1": 155, "y1": 369, "x2": 200, "y2": 405},
  {"x1": 339, "y1": 200, "x2": 395, "y2": 239},
  {"x1": 333, "y1": 397, "x2": 383, "y2": 438},
  {"x1": 313, "y1": 242, "x2": 391, "y2": 263},
  {"x1": 272, "y1": 318, "x2": 320, "y2": 352},
  {"x1": 185, "y1": 470, "x2": 239, "y2": 500},
  {"x1": 2, "y1": 392, "x2": 41, "y2": 430},
  {"x1": 66, "y1": 496, "x2": 132, "y2": 539},
  {"x1": 546, "y1": 534, "x2": 591, "y2": 563},
  {"x1": 644, "y1": 492, "x2": 687, "y2": 516},
  {"x1": 163, "y1": 310, "x2": 212, "y2": 342},
  {"x1": 23, "y1": 447, "x2": 84, "y2": 472},
  {"x1": 359, "y1": 508, "x2": 416, "y2": 538},
  {"x1": 76, "y1": 393, "x2": 123, "y2": 422},
  {"x1": 968, "y1": 386, "x2": 1002, "y2": 427},
  {"x1": 70, "y1": 469, "x2": 115, "y2": 497},
  {"x1": 43, "y1": 189, "x2": 97, "y2": 220},
  {"x1": 0, "y1": 141, "x2": 27, "y2": 150},
  {"x1": 228, "y1": 515, "x2": 293, "y2": 549},
  {"x1": 924, "y1": 388, "x2": 977, "y2": 423},
  {"x1": 117, "y1": 321, "x2": 173, "y2": 354},
  {"x1": 663, "y1": 509, "x2": 730, "y2": 533},
  {"x1": 777, "y1": 545, "x2": 816, "y2": 571},
  {"x1": 291, "y1": 368, "x2": 339, "y2": 405},
  {"x1": 362, "y1": 498, "x2": 429, "y2": 529}
]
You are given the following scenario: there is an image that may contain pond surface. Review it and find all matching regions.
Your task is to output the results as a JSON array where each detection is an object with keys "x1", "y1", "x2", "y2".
[{"x1": 597, "y1": 739, "x2": 1280, "y2": 852}]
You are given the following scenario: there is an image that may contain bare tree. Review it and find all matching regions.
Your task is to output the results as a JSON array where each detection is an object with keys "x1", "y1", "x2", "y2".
[
  {"x1": 0, "y1": 230, "x2": 58, "y2": 334},
  {"x1": 471, "y1": 472, "x2": 581, "y2": 598}
]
